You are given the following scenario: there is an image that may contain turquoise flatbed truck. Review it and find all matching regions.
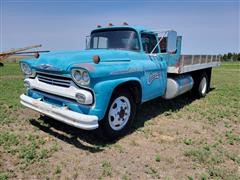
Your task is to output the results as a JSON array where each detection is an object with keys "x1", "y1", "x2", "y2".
[{"x1": 19, "y1": 24, "x2": 220, "y2": 140}]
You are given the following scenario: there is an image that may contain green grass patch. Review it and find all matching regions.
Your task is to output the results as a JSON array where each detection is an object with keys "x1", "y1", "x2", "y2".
[
  {"x1": 19, "y1": 142, "x2": 38, "y2": 163},
  {"x1": 144, "y1": 165, "x2": 160, "y2": 179},
  {"x1": 0, "y1": 131, "x2": 58, "y2": 167},
  {"x1": 0, "y1": 172, "x2": 8, "y2": 180},
  {"x1": 185, "y1": 146, "x2": 212, "y2": 164},
  {"x1": 54, "y1": 165, "x2": 62, "y2": 175},
  {"x1": 183, "y1": 138, "x2": 193, "y2": 145},
  {"x1": 0, "y1": 79, "x2": 24, "y2": 108},
  {"x1": 155, "y1": 154, "x2": 161, "y2": 162},
  {"x1": 219, "y1": 62, "x2": 240, "y2": 69},
  {"x1": 225, "y1": 130, "x2": 240, "y2": 145},
  {"x1": 207, "y1": 167, "x2": 240, "y2": 179},
  {"x1": 0, "y1": 132, "x2": 19, "y2": 154},
  {"x1": 112, "y1": 144, "x2": 124, "y2": 153},
  {"x1": 0, "y1": 62, "x2": 23, "y2": 76},
  {"x1": 184, "y1": 143, "x2": 225, "y2": 165},
  {"x1": 0, "y1": 75, "x2": 25, "y2": 125},
  {"x1": 101, "y1": 161, "x2": 112, "y2": 177}
]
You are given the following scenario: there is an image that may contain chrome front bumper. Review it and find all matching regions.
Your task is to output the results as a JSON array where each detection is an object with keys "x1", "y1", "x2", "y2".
[{"x1": 20, "y1": 94, "x2": 99, "y2": 130}]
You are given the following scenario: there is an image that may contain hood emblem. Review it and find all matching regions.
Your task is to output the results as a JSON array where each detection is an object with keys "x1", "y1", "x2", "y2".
[{"x1": 38, "y1": 64, "x2": 61, "y2": 71}]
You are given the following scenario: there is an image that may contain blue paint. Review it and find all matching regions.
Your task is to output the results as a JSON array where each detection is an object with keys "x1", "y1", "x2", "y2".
[{"x1": 21, "y1": 26, "x2": 182, "y2": 121}]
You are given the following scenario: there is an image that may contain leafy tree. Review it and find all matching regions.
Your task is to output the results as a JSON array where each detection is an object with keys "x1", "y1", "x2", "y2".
[{"x1": 221, "y1": 53, "x2": 240, "y2": 61}]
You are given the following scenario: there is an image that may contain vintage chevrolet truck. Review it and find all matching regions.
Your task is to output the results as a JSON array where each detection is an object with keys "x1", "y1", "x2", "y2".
[{"x1": 19, "y1": 24, "x2": 220, "y2": 139}]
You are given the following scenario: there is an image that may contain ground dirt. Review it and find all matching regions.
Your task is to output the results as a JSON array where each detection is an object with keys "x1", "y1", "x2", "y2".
[{"x1": 0, "y1": 62, "x2": 239, "y2": 179}]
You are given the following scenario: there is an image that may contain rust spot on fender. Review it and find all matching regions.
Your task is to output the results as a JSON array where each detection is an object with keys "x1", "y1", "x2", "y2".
[
  {"x1": 32, "y1": 100, "x2": 40, "y2": 105},
  {"x1": 75, "y1": 63, "x2": 96, "y2": 72}
]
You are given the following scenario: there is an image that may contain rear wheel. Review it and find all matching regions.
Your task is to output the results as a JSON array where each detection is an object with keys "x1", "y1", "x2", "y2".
[
  {"x1": 100, "y1": 90, "x2": 136, "y2": 141},
  {"x1": 193, "y1": 72, "x2": 209, "y2": 98},
  {"x1": 199, "y1": 75, "x2": 207, "y2": 96}
]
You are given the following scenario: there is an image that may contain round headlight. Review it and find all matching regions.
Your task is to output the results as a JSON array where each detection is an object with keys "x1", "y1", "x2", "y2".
[
  {"x1": 20, "y1": 62, "x2": 32, "y2": 75},
  {"x1": 71, "y1": 69, "x2": 90, "y2": 86},
  {"x1": 82, "y1": 71, "x2": 90, "y2": 84},
  {"x1": 73, "y1": 70, "x2": 82, "y2": 82}
]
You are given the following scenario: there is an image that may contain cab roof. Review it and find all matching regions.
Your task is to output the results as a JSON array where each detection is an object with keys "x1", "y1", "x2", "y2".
[{"x1": 91, "y1": 25, "x2": 156, "y2": 34}]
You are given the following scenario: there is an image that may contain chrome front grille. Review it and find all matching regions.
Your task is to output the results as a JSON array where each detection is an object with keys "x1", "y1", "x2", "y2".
[{"x1": 37, "y1": 73, "x2": 71, "y2": 88}]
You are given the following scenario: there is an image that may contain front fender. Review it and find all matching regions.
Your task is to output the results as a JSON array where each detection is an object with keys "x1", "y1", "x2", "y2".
[{"x1": 89, "y1": 77, "x2": 142, "y2": 120}]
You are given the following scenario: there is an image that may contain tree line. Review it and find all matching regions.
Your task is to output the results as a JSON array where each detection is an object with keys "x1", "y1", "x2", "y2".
[{"x1": 221, "y1": 53, "x2": 240, "y2": 61}]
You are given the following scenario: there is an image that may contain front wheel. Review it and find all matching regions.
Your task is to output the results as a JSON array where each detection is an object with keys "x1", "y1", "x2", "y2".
[{"x1": 100, "y1": 90, "x2": 136, "y2": 141}]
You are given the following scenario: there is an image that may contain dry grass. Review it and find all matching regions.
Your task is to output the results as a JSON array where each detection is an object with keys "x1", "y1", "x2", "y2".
[{"x1": 0, "y1": 62, "x2": 239, "y2": 179}]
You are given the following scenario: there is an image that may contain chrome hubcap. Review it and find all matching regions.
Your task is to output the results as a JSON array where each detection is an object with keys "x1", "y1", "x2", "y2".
[
  {"x1": 108, "y1": 96, "x2": 131, "y2": 131},
  {"x1": 199, "y1": 77, "x2": 207, "y2": 95}
]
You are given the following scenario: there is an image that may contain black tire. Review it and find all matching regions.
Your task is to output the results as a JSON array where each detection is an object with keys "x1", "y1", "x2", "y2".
[
  {"x1": 99, "y1": 90, "x2": 136, "y2": 141},
  {"x1": 192, "y1": 72, "x2": 209, "y2": 98}
]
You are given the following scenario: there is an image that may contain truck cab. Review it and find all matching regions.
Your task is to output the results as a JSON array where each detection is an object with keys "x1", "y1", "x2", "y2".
[{"x1": 19, "y1": 24, "x2": 220, "y2": 140}]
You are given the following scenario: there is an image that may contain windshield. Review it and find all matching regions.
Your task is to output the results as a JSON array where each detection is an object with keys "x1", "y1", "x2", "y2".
[{"x1": 88, "y1": 29, "x2": 140, "y2": 51}]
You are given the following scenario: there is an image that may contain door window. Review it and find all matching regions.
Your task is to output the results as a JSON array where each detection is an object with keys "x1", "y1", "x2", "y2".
[{"x1": 141, "y1": 33, "x2": 159, "y2": 54}]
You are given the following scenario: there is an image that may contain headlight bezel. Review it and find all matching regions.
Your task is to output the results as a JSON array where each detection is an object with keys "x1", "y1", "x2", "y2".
[
  {"x1": 20, "y1": 62, "x2": 36, "y2": 78},
  {"x1": 20, "y1": 62, "x2": 32, "y2": 75},
  {"x1": 71, "y1": 68, "x2": 90, "y2": 86}
]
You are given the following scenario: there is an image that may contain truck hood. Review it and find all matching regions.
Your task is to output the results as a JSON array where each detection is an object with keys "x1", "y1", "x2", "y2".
[{"x1": 31, "y1": 49, "x2": 133, "y2": 72}]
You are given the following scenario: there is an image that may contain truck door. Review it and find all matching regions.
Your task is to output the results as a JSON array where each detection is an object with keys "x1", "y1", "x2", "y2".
[{"x1": 141, "y1": 33, "x2": 168, "y2": 101}]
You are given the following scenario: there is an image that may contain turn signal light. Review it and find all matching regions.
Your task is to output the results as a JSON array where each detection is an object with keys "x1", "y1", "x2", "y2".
[
  {"x1": 23, "y1": 80, "x2": 31, "y2": 89},
  {"x1": 34, "y1": 52, "x2": 40, "y2": 59},
  {"x1": 93, "y1": 55, "x2": 100, "y2": 64},
  {"x1": 75, "y1": 93, "x2": 86, "y2": 104}
]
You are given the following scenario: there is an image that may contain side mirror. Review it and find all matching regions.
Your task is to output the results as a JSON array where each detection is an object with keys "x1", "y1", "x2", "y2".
[{"x1": 167, "y1": 31, "x2": 177, "y2": 53}]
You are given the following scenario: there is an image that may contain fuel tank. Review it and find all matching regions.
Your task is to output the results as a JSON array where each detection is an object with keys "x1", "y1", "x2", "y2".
[{"x1": 163, "y1": 74, "x2": 194, "y2": 99}]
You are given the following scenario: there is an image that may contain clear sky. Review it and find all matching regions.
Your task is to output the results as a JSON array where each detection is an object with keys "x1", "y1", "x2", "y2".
[{"x1": 0, "y1": 0, "x2": 239, "y2": 54}]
